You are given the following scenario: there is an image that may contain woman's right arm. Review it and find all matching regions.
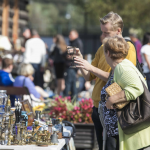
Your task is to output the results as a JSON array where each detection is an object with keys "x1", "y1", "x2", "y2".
[{"x1": 144, "y1": 53, "x2": 150, "y2": 70}]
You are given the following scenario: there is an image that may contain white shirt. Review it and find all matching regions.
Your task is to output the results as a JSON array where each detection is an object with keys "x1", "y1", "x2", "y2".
[
  {"x1": 141, "y1": 44, "x2": 150, "y2": 73},
  {"x1": 24, "y1": 38, "x2": 46, "y2": 66}
]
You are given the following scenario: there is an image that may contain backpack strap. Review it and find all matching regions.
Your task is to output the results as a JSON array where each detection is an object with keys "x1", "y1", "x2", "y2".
[{"x1": 125, "y1": 39, "x2": 145, "y2": 78}]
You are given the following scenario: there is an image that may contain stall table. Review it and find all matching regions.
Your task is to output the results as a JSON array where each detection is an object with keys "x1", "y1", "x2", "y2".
[
  {"x1": 0, "y1": 139, "x2": 65, "y2": 150},
  {"x1": 0, "y1": 126, "x2": 75, "y2": 150}
]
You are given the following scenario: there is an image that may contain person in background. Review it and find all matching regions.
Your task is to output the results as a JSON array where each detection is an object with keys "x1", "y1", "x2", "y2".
[
  {"x1": 14, "y1": 63, "x2": 48, "y2": 100},
  {"x1": 0, "y1": 54, "x2": 15, "y2": 106},
  {"x1": 49, "y1": 35, "x2": 66, "y2": 95},
  {"x1": 64, "y1": 30, "x2": 84, "y2": 98},
  {"x1": 0, "y1": 54, "x2": 14, "y2": 86},
  {"x1": 141, "y1": 32, "x2": 150, "y2": 90},
  {"x1": 69, "y1": 29, "x2": 83, "y2": 54},
  {"x1": 130, "y1": 33, "x2": 142, "y2": 63},
  {"x1": 21, "y1": 27, "x2": 32, "y2": 52},
  {"x1": 24, "y1": 30, "x2": 46, "y2": 87},
  {"x1": 50, "y1": 36, "x2": 57, "y2": 53}
]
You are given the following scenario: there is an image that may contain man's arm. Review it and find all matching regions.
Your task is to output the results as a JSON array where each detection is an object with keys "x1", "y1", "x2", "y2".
[
  {"x1": 68, "y1": 46, "x2": 110, "y2": 81},
  {"x1": 80, "y1": 68, "x2": 91, "y2": 81},
  {"x1": 41, "y1": 42, "x2": 47, "y2": 68},
  {"x1": 75, "y1": 57, "x2": 110, "y2": 82},
  {"x1": 144, "y1": 53, "x2": 150, "y2": 70}
]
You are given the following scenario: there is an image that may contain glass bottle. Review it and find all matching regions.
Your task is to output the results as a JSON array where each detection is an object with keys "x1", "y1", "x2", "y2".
[
  {"x1": 0, "y1": 90, "x2": 7, "y2": 121},
  {"x1": 48, "y1": 123, "x2": 53, "y2": 134},
  {"x1": 0, "y1": 90, "x2": 7, "y2": 109},
  {"x1": 57, "y1": 118, "x2": 63, "y2": 133},
  {"x1": 4, "y1": 123, "x2": 9, "y2": 145}
]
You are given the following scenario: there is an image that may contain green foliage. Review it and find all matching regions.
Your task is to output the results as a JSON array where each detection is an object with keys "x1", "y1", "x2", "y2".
[
  {"x1": 27, "y1": 1, "x2": 84, "y2": 36},
  {"x1": 27, "y1": 0, "x2": 150, "y2": 36},
  {"x1": 73, "y1": 0, "x2": 150, "y2": 36}
]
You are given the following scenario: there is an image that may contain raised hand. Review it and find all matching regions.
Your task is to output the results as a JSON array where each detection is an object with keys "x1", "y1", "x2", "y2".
[
  {"x1": 74, "y1": 56, "x2": 92, "y2": 71},
  {"x1": 67, "y1": 46, "x2": 83, "y2": 58}
]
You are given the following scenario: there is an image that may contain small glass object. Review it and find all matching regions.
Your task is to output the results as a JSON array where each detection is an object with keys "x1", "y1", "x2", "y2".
[
  {"x1": 0, "y1": 90, "x2": 7, "y2": 122},
  {"x1": 48, "y1": 123, "x2": 53, "y2": 134},
  {"x1": 21, "y1": 111, "x2": 28, "y2": 126},
  {"x1": 67, "y1": 46, "x2": 76, "y2": 68},
  {"x1": 0, "y1": 90, "x2": 7, "y2": 112},
  {"x1": 57, "y1": 118, "x2": 63, "y2": 133},
  {"x1": 4, "y1": 122, "x2": 9, "y2": 145}
]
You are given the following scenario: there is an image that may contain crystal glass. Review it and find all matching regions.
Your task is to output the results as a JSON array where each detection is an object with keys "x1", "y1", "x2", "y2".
[
  {"x1": 0, "y1": 90, "x2": 7, "y2": 121},
  {"x1": 48, "y1": 124, "x2": 53, "y2": 134},
  {"x1": 0, "y1": 90, "x2": 7, "y2": 111},
  {"x1": 67, "y1": 46, "x2": 76, "y2": 68}
]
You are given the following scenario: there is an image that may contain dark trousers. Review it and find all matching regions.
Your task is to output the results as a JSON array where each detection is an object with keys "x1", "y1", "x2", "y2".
[
  {"x1": 145, "y1": 72, "x2": 150, "y2": 91},
  {"x1": 31, "y1": 63, "x2": 42, "y2": 87},
  {"x1": 64, "y1": 68, "x2": 77, "y2": 98},
  {"x1": 92, "y1": 106, "x2": 116, "y2": 150},
  {"x1": 112, "y1": 135, "x2": 119, "y2": 150}
]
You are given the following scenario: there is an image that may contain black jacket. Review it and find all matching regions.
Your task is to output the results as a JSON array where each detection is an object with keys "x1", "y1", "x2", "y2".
[{"x1": 69, "y1": 38, "x2": 84, "y2": 55}]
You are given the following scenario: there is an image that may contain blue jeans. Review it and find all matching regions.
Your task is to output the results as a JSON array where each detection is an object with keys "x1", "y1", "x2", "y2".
[
  {"x1": 64, "y1": 68, "x2": 77, "y2": 98},
  {"x1": 77, "y1": 76, "x2": 85, "y2": 93}
]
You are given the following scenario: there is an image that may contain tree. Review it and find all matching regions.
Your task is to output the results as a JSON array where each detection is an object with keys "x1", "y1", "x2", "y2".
[
  {"x1": 27, "y1": 1, "x2": 84, "y2": 36},
  {"x1": 73, "y1": 0, "x2": 150, "y2": 36},
  {"x1": 27, "y1": 0, "x2": 150, "y2": 37}
]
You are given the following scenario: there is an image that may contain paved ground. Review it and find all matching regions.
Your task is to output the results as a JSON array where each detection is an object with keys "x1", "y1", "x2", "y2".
[{"x1": 145, "y1": 147, "x2": 150, "y2": 150}]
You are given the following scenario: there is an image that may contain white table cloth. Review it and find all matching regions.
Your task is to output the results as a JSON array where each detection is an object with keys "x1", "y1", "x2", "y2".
[{"x1": 0, "y1": 139, "x2": 65, "y2": 150}]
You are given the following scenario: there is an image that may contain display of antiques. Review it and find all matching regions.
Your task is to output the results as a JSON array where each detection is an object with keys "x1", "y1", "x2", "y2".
[{"x1": 0, "y1": 91, "x2": 65, "y2": 146}]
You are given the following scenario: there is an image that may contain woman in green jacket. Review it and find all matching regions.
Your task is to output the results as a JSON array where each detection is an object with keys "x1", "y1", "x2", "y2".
[
  {"x1": 103, "y1": 36, "x2": 150, "y2": 150},
  {"x1": 75, "y1": 36, "x2": 150, "y2": 150}
]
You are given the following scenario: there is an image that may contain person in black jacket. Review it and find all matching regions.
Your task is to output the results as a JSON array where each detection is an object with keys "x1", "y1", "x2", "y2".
[
  {"x1": 64, "y1": 30, "x2": 84, "y2": 98},
  {"x1": 69, "y1": 30, "x2": 83, "y2": 54}
]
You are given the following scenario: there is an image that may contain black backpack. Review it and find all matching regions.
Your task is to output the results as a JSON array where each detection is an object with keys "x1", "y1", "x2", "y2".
[{"x1": 125, "y1": 39, "x2": 145, "y2": 78}]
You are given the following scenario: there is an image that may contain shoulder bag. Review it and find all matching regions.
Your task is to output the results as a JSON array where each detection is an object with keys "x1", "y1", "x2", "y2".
[{"x1": 117, "y1": 76, "x2": 150, "y2": 134}]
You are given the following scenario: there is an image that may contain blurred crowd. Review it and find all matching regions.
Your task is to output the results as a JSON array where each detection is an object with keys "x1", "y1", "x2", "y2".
[
  {"x1": 0, "y1": 28, "x2": 94, "y2": 107},
  {"x1": 1, "y1": 26, "x2": 150, "y2": 109}
]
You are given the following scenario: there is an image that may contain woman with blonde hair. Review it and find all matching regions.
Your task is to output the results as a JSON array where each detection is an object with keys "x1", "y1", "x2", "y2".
[
  {"x1": 49, "y1": 34, "x2": 66, "y2": 95},
  {"x1": 14, "y1": 63, "x2": 48, "y2": 100}
]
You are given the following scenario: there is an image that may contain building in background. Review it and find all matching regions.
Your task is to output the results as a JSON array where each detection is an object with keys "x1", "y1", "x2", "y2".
[{"x1": 0, "y1": 0, "x2": 28, "y2": 43}]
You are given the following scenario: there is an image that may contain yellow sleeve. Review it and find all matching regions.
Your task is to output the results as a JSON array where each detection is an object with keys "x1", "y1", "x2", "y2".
[
  {"x1": 89, "y1": 46, "x2": 101, "y2": 81},
  {"x1": 126, "y1": 42, "x2": 136, "y2": 66}
]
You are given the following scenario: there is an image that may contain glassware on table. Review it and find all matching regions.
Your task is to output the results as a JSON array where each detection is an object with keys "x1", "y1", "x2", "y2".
[
  {"x1": 48, "y1": 123, "x2": 53, "y2": 134},
  {"x1": 67, "y1": 46, "x2": 77, "y2": 68},
  {"x1": 0, "y1": 90, "x2": 7, "y2": 112},
  {"x1": 0, "y1": 90, "x2": 7, "y2": 121}
]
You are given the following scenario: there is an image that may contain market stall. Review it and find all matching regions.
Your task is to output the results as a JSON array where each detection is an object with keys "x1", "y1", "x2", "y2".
[{"x1": 0, "y1": 90, "x2": 75, "y2": 150}]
